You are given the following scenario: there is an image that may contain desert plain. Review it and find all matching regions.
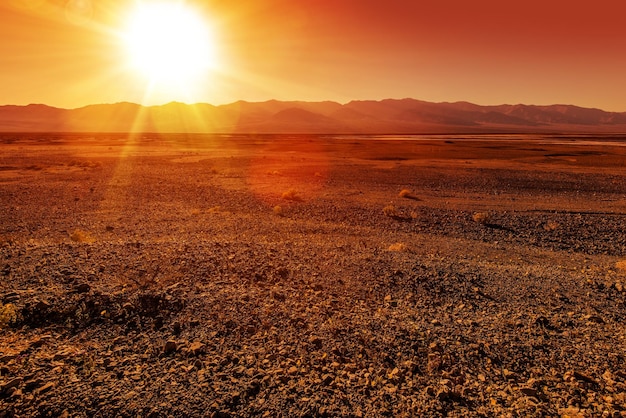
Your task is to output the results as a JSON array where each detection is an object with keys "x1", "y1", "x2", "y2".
[{"x1": 1, "y1": 133, "x2": 626, "y2": 417}]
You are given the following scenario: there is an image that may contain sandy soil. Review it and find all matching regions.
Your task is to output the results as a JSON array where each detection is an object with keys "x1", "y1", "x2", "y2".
[{"x1": 1, "y1": 133, "x2": 626, "y2": 417}]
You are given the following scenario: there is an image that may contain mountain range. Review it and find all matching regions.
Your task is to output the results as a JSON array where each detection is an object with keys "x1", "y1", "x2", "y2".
[{"x1": 1, "y1": 98, "x2": 626, "y2": 133}]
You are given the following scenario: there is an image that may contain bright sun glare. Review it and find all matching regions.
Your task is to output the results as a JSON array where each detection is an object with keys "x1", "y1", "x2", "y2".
[{"x1": 121, "y1": 2, "x2": 216, "y2": 85}]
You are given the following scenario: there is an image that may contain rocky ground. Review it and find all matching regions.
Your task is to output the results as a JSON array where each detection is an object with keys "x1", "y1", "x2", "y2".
[{"x1": 1, "y1": 133, "x2": 626, "y2": 417}]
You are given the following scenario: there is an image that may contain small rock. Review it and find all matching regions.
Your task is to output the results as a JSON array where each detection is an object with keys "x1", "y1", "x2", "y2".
[
  {"x1": 189, "y1": 341, "x2": 206, "y2": 356},
  {"x1": 111, "y1": 336, "x2": 125, "y2": 346},
  {"x1": 385, "y1": 384, "x2": 397, "y2": 394},
  {"x1": 23, "y1": 379, "x2": 43, "y2": 392},
  {"x1": 53, "y1": 350, "x2": 72, "y2": 361},
  {"x1": 245, "y1": 380, "x2": 261, "y2": 397},
  {"x1": 36, "y1": 382, "x2": 55, "y2": 394},
  {"x1": 584, "y1": 314, "x2": 604, "y2": 324},
  {"x1": 321, "y1": 374, "x2": 333, "y2": 386},
  {"x1": 519, "y1": 387, "x2": 540, "y2": 398},
  {"x1": 429, "y1": 342, "x2": 443, "y2": 352},
  {"x1": 0, "y1": 355, "x2": 17, "y2": 364},
  {"x1": 558, "y1": 406, "x2": 586, "y2": 418},
  {"x1": 436, "y1": 386, "x2": 451, "y2": 401},
  {"x1": 2, "y1": 292, "x2": 19, "y2": 303},
  {"x1": 525, "y1": 377, "x2": 542, "y2": 388},
  {"x1": 503, "y1": 369, "x2": 518, "y2": 380},
  {"x1": 1, "y1": 377, "x2": 22, "y2": 393},
  {"x1": 31, "y1": 335, "x2": 52, "y2": 348},
  {"x1": 270, "y1": 289, "x2": 286, "y2": 301},
  {"x1": 602, "y1": 370, "x2": 615, "y2": 383},
  {"x1": 427, "y1": 353, "x2": 442, "y2": 373},
  {"x1": 34, "y1": 300, "x2": 51, "y2": 311},
  {"x1": 164, "y1": 340, "x2": 177, "y2": 354},
  {"x1": 309, "y1": 336, "x2": 323, "y2": 349},
  {"x1": 572, "y1": 370, "x2": 597, "y2": 385},
  {"x1": 74, "y1": 283, "x2": 90, "y2": 293},
  {"x1": 276, "y1": 267, "x2": 290, "y2": 280}
]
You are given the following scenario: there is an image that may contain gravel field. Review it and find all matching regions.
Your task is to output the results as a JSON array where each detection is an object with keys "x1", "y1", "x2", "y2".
[{"x1": 1, "y1": 133, "x2": 626, "y2": 417}]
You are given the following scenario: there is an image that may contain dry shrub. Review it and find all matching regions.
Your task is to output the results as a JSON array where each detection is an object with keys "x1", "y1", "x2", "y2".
[
  {"x1": 70, "y1": 229, "x2": 95, "y2": 243},
  {"x1": 273, "y1": 205, "x2": 283, "y2": 216},
  {"x1": 616, "y1": 260, "x2": 626, "y2": 272},
  {"x1": 399, "y1": 188, "x2": 420, "y2": 200},
  {"x1": 543, "y1": 221, "x2": 559, "y2": 231},
  {"x1": 383, "y1": 205, "x2": 397, "y2": 217},
  {"x1": 282, "y1": 189, "x2": 301, "y2": 201},
  {"x1": 0, "y1": 303, "x2": 17, "y2": 328},
  {"x1": 472, "y1": 212, "x2": 490, "y2": 224},
  {"x1": 388, "y1": 243, "x2": 407, "y2": 252},
  {"x1": 190, "y1": 208, "x2": 201, "y2": 216}
]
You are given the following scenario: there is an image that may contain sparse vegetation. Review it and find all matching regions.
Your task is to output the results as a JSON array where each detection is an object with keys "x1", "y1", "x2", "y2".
[
  {"x1": 398, "y1": 189, "x2": 419, "y2": 200},
  {"x1": 543, "y1": 220, "x2": 560, "y2": 231},
  {"x1": 472, "y1": 212, "x2": 490, "y2": 224},
  {"x1": 387, "y1": 243, "x2": 407, "y2": 252},
  {"x1": 281, "y1": 189, "x2": 301, "y2": 201},
  {"x1": 69, "y1": 229, "x2": 95, "y2": 243},
  {"x1": 399, "y1": 189, "x2": 411, "y2": 198},
  {"x1": 383, "y1": 205, "x2": 397, "y2": 217},
  {"x1": 0, "y1": 303, "x2": 17, "y2": 328}
]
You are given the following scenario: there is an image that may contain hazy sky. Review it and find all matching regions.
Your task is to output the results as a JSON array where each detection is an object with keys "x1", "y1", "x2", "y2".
[{"x1": 1, "y1": 0, "x2": 625, "y2": 110}]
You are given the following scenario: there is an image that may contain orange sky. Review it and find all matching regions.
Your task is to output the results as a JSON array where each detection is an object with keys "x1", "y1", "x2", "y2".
[{"x1": 1, "y1": 0, "x2": 625, "y2": 111}]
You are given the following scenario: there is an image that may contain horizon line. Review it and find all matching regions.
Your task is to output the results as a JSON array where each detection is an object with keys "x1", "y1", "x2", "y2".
[{"x1": 1, "y1": 98, "x2": 624, "y2": 114}]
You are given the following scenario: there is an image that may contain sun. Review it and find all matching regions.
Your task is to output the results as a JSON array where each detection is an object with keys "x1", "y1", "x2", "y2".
[{"x1": 121, "y1": 2, "x2": 217, "y2": 84}]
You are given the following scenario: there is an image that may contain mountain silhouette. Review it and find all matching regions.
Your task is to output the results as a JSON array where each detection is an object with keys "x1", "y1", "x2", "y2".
[{"x1": 1, "y1": 99, "x2": 625, "y2": 133}]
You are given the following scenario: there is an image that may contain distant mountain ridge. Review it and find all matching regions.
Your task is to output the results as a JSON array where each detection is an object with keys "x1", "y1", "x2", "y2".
[{"x1": 1, "y1": 99, "x2": 626, "y2": 133}]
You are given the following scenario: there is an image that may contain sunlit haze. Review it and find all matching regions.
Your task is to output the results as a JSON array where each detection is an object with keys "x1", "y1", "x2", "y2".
[
  {"x1": 122, "y1": 3, "x2": 216, "y2": 84},
  {"x1": 1, "y1": 0, "x2": 625, "y2": 110}
]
